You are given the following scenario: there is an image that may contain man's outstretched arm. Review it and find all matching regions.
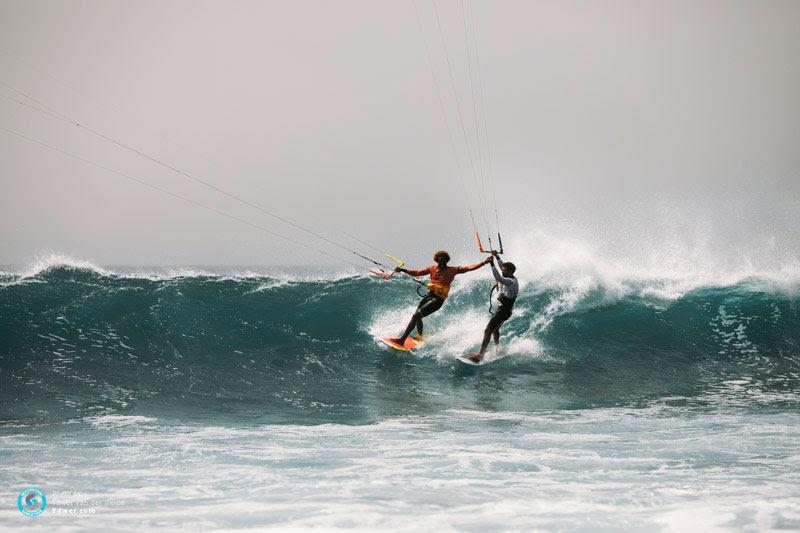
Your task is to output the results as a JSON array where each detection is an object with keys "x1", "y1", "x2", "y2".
[
  {"x1": 397, "y1": 266, "x2": 431, "y2": 276},
  {"x1": 456, "y1": 257, "x2": 491, "y2": 273}
]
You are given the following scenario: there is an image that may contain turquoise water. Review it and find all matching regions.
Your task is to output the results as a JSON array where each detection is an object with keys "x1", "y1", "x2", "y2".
[{"x1": 1, "y1": 258, "x2": 799, "y2": 530}]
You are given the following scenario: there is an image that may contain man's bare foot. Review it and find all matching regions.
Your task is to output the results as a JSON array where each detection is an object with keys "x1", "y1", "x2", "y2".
[{"x1": 467, "y1": 353, "x2": 484, "y2": 363}]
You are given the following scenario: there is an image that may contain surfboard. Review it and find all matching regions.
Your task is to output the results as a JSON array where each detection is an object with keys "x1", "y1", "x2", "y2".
[
  {"x1": 456, "y1": 354, "x2": 488, "y2": 366},
  {"x1": 379, "y1": 336, "x2": 423, "y2": 351}
]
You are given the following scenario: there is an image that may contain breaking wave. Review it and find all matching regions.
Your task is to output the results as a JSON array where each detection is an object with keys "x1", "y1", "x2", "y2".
[{"x1": 2, "y1": 253, "x2": 799, "y2": 425}]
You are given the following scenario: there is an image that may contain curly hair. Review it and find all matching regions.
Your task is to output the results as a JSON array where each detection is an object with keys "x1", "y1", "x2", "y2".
[{"x1": 433, "y1": 250, "x2": 450, "y2": 263}]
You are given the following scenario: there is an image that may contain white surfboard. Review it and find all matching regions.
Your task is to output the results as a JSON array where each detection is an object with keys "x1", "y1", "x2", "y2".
[{"x1": 456, "y1": 354, "x2": 488, "y2": 366}]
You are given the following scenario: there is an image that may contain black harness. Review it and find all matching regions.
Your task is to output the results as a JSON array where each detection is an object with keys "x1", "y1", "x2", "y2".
[{"x1": 488, "y1": 282, "x2": 516, "y2": 316}]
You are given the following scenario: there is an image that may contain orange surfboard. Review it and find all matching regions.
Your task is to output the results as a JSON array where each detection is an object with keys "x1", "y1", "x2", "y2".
[{"x1": 379, "y1": 336, "x2": 423, "y2": 351}]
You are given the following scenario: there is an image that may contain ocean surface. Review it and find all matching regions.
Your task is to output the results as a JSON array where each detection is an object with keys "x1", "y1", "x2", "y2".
[{"x1": 1, "y1": 255, "x2": 799, "y2": 531}]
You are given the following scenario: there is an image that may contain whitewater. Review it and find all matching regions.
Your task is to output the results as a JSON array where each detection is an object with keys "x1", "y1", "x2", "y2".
[{"x1": 2, "y1": 242, "x2": 800, "y2": 531}]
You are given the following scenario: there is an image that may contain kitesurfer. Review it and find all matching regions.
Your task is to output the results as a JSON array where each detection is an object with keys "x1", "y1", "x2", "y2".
[
  {"x1": 390, "y1": 250, "x2": 491, "y2": 346},
  {"x1": 467, "y1": 251, "x2": 518, "y2": 362}
]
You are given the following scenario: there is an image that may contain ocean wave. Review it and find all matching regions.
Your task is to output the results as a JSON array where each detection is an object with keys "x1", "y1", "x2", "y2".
[{"x1": 2, "y1": 253, "x2": 799, "y2": 424}]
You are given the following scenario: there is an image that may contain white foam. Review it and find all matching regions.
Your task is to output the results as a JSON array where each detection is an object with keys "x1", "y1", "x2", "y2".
[
  {"x1": 16, "y1": 253, "x2": 114, "y2": 279},
  {"x1": 3, "y1": 409, "x2": 798, "y2": 531},
  {"x1": 87, "y1": 414, "x2": 159, "y2": 428},
  {"x1": 425, "y1": 229, "x2": 800, "y2": 342},
  {"x1": 498, "y1": 229, "x2": 800, "y2": 299}
]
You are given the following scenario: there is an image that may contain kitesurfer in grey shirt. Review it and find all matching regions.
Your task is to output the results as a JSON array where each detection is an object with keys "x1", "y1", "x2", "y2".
[{"x1": 467, "y1": 251, "x2": 518, "y2": 362}]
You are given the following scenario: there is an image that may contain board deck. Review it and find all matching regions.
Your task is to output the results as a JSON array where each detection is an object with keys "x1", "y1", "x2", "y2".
[
  {"x1": 379, "y1": 336, "x2": 423, "y2": 351},
  {"x1": 456, "y1": 354, "x2": 488, "y2": 366}
]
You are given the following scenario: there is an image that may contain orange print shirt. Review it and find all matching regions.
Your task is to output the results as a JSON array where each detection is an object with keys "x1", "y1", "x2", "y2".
[{"x1": 404, "y1": 262, "x2": 485, "y2": 298}]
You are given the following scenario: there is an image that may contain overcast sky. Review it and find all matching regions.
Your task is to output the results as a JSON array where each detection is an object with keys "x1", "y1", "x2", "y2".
[{"x1": 1, "y1": 0, "x2": 799, "y2": 269}]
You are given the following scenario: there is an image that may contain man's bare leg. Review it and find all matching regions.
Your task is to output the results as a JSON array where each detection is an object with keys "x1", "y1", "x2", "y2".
[
  {"x1": 393, "y1": 313, "x2": 421, "y2": 345},
  {"x1": 468, "y1": 327, "x2": 494, "y2": 362}
]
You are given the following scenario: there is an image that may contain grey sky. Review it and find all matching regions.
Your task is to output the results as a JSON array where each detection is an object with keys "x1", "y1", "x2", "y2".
[{"x1": 1, "y1": 0, "x2": 799, "y2": 269}]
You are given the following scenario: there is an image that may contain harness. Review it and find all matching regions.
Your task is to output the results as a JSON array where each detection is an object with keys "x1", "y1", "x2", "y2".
[{"x1": 488, "y1": 282, "x2": 516, "y2": 316}]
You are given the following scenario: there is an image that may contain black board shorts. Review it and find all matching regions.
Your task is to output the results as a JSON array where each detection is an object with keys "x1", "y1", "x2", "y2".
[
  {"x1": 416, "y1": 292, "x2": 445, "y2": 317},
  {"x1": 487, "y1": 302, "x2": 513, "y2": 331}
]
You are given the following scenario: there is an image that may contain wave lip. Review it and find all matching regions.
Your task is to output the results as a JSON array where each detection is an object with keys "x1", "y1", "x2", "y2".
[{"x1": 1, "y1": 253, "x2": 361, "y2": 283}]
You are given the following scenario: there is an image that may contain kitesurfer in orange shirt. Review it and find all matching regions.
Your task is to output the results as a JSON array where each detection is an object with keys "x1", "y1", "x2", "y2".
[{"x1": 389, "y1": 250, "x2": 490, "y2": 346}]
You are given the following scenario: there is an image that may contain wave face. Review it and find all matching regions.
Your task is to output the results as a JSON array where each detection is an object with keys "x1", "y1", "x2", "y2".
[{"x1": 2, "y1": 257, "x2": 800, "y2": 425}]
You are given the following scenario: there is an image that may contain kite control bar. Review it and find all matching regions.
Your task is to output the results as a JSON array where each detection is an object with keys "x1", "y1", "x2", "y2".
[
  {"x1": 476, "y1": 232, "x2": 504, "y2": 255},
  {"x1": 369, "y1": 254, "x2": 405, "y2": 280},
  {"x1": 369, "y1": 253, "x2": 431, "y2": 295}
]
